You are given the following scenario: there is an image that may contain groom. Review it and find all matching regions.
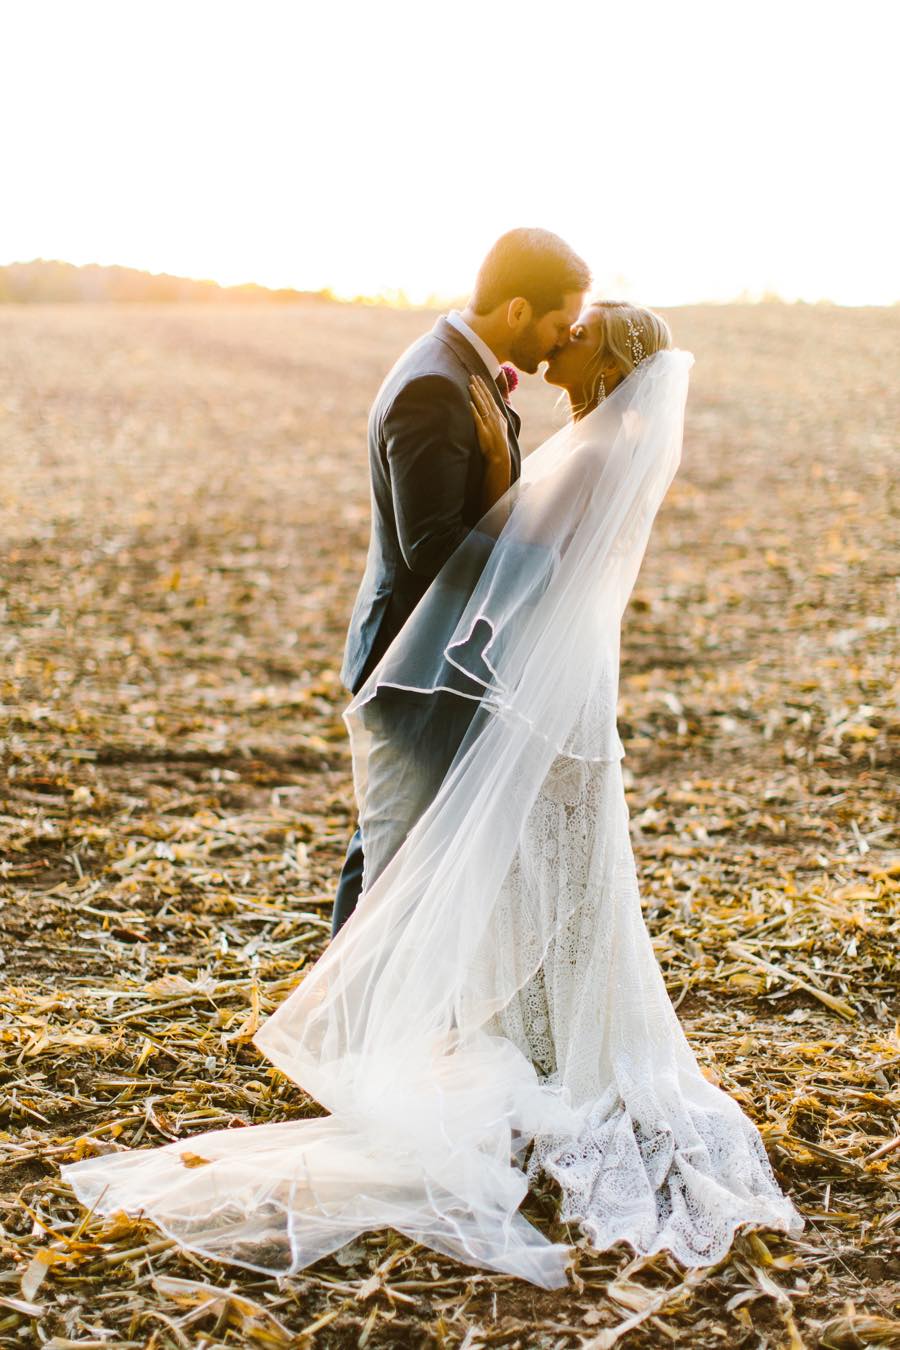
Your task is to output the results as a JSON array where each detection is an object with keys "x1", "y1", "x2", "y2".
[{"x1": 332, "y1": 228, "x2": 591, "y2": 936}]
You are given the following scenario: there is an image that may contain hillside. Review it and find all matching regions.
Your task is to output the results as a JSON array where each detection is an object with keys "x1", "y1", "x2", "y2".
[{"x1": 0, "y1": 257, "x2": 331, "y2": 304}]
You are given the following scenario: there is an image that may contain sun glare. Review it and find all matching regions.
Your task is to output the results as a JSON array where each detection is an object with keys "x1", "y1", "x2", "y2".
[{"x1": 3, "y1": 0, "x2": 898, "y2": 307}]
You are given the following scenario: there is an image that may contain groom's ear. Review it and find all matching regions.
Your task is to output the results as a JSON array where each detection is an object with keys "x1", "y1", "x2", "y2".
[{"x1": 506, "y1": 297, "x2": 533, "y2": 330}]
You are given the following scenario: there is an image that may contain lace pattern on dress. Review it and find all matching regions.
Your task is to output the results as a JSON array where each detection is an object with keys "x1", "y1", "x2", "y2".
[{"x1": 484, "y1": 753, "x2": 800, "y2": 1265}]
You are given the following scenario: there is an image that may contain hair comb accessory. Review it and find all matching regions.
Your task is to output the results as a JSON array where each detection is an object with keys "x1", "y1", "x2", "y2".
[{"x1": 626, "y1": 318, "x2": 646, "y2": 368}]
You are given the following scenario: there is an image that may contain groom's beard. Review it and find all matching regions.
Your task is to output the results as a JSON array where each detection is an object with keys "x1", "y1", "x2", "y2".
[{"x1": 509, "y1": 324, "x2": 553, "y2": 374}]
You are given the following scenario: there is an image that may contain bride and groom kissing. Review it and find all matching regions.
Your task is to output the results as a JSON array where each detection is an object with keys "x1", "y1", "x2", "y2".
[
  {"x1": 62, "y1": 228, "x2": 802, "y2": 1288},
  {"x1": 333, "y1": 228, "x2": 667, "y2": 933}
]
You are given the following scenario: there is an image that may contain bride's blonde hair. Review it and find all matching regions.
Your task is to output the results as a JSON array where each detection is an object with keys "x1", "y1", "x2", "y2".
[
  {"x1": 592, "y1": 300, "x2": 672, "y2": 372},
  {"x1": 574, "y1": 301, "x2": 673, "y2": 416}
]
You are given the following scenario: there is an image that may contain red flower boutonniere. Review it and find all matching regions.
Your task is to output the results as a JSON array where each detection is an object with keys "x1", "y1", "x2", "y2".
[{"x1": 497, "y1": 363, "x2": 519, "y2": 404}]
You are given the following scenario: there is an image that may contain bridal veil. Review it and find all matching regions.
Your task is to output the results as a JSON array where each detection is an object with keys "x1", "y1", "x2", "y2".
[{"x1": 62, "y1": 350, "x2": 802, "y2": 1288}]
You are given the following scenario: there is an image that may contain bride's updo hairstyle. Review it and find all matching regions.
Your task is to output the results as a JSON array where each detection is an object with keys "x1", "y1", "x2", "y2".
[
  {"x1": 595, "y1": 301, "x2": 672, "y2": 372},
  {"x1": 580, "y1": 301, "x2": 673, "y2": 411}
]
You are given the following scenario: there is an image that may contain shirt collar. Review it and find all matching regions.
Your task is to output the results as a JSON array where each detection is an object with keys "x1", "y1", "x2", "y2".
[{"x1": 446, "y1": 309, "x2": 501, "y2": 380}]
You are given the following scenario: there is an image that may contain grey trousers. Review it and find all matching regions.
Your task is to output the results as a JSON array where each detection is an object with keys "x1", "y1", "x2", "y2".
[{"x1": 331, "y1": 689, "x2": 479, "y2": 938}]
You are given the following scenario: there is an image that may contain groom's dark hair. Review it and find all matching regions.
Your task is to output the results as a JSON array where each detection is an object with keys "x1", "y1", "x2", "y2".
[{"x1": 470, "y1": 228, "x2": 590, "y2": 317}]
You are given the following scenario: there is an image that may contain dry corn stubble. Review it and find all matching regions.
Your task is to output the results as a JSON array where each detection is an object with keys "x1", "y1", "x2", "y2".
[{"x1": 0, "y1": 300, "x2": 898, "y2": 1348}]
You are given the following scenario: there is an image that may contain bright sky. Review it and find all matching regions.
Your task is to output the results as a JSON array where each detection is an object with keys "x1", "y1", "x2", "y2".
[{"x1": 3, "y1": 0, "x2": 898, "y2": 306}]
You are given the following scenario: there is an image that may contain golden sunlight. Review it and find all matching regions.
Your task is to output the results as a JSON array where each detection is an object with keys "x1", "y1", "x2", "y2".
[{"x1": 2, "y1": 0, "x2": 897, "y2": 306}]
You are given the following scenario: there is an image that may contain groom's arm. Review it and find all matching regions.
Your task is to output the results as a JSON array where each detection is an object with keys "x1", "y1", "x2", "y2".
[{"x1": 384, "y1": 374, "x2": 476, "y2": 579}]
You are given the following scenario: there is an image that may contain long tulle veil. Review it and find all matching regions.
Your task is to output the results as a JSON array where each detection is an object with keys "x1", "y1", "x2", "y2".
[{"x1": 61, "y1": 350, "x2": 801, "y2": 1287}]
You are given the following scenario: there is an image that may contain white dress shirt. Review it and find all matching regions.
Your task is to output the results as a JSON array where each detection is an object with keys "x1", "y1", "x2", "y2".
[{"x1": 446, "y1": 310, "x2": 502, "y2": 381}]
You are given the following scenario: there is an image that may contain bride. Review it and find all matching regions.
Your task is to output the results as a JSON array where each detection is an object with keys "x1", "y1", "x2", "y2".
[{"x1": 62, "y1": 301, "x2": 802, "y2": 1289}]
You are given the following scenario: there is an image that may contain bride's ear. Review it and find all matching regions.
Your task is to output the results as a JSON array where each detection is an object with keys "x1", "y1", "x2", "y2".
[
  {"x1": 506, "y1": 297, "x2": 532, "y2": 330},
  {"x1": 603, "y1": 354, "x2": 631, "y2": 393}
]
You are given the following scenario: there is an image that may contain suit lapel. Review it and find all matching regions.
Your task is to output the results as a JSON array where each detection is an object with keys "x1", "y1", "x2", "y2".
[{"x1": 432, "y1": 316, "x2": 522, "y2": 479}]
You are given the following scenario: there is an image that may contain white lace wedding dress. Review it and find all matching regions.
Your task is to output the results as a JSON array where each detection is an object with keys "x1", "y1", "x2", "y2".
[{"x1": 62, "y1": 351, "x2": 802, "y2": 1288}]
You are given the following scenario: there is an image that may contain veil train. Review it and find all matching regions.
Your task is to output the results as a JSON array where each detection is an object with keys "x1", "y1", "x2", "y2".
[{"x1": 62, "y1": 351, "x2": 802, "y2": 1288}]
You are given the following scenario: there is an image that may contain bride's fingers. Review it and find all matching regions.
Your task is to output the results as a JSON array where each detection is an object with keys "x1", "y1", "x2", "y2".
[
  {"x1": 470, "y1": 376, "x2": 496, "y2": 419},
  {"x1": 470, "y1": 378, "x2": 504, "y2": 439},
  {"x1": 470, "y1": 388, "x2": 490, "y2": 422}
]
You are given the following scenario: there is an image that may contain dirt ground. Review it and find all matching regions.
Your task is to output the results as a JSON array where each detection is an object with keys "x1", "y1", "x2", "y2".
[{"x1": 0, "y1": 301, "x2": 897, "y2": 1348}]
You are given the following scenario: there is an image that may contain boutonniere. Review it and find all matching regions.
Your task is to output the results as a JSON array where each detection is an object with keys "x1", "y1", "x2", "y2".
[{"x1": 497, "y1": 363, "x2": 519, "y2": 404}]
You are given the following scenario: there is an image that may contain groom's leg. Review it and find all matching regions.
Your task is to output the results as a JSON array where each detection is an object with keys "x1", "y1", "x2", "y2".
[
  {"x1": 330, "y1": 692, "x2": 480, "y2": 939},
  {"x1": 330, "y1": 696, "x2": 440, "y2": 939},
  {"x1": 331, "y1": 827, "x2": 365, "y2": 938},
  {"x1": 355, "y1": 691, "x2": 480, "y2": 889},
  {"x1": 329, "y1": 699, "x2": 410, "y2": 939}
]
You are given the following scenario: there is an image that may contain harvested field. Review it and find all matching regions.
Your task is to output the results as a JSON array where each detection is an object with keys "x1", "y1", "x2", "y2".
[{"x1": 0, "y1": 300, "x2": 898, "y2": 1348}]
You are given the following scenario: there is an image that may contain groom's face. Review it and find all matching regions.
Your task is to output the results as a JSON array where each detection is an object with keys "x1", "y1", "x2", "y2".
[{"x1": 509, "y1": 291, "x2": 585, "y2": 373}]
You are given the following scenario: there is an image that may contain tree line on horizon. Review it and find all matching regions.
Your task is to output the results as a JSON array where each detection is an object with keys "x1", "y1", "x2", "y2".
[
  {"x1": 1, "y1": 260, "x2": 875, "y2": 310},
  {"x1": 0, "y1": 259, "x2": 336, "y2": 305}
]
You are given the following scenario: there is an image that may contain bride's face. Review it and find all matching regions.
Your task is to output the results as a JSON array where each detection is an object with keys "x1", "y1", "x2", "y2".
[{"x1": 542, "y1": 304, "x2": 608, "y2": 391}]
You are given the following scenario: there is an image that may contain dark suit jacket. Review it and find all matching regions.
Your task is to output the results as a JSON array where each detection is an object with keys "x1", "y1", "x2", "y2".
[{"x1": 341, "y1": 316, "x2": 522, "y2": 694}]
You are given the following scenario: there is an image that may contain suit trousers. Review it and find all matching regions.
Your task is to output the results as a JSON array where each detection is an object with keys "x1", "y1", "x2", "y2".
[{"x1": 331, "y1": 689, "x2": 480, "y2": 938}]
